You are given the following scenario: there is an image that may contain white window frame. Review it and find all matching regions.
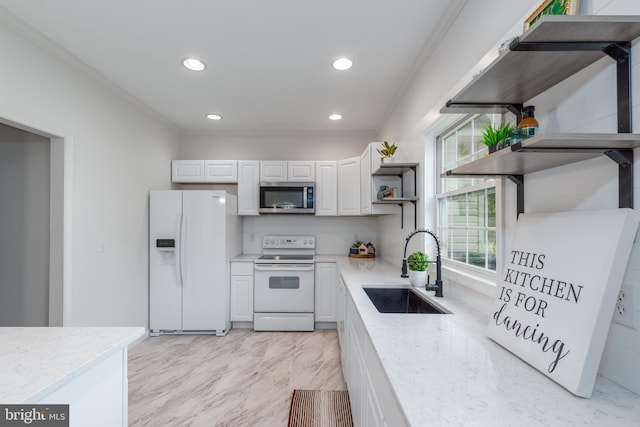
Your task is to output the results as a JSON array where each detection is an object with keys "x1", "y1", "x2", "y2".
[{"x1": 436, "y1": 114, "x2": 503, "y2": 295}]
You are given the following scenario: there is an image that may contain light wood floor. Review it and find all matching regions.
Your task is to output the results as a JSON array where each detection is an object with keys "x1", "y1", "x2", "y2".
[{"x1": 128, "y1": 329, "x2": 346, "y2": 427}]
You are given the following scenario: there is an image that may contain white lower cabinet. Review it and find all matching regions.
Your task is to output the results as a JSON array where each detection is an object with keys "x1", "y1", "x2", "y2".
[
  {"x1": 315, "y1": 262, "x2": 337, "y2": 322},
  {"x1": 230, "y1": 261, "x2": 254, "y2": 322},
  {"x1": 341, "y1": 275, "x2": 406, "y2": 427},
  {"x1": 336, "y1": 274, "x2": 345, "y2": 347}
]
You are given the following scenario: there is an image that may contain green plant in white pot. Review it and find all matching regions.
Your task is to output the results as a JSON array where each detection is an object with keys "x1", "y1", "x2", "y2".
[{"x1": 407, "y1": 251, "x2": 429, "y2": 287}]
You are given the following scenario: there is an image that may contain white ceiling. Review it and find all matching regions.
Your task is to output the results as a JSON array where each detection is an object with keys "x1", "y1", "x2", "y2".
[{"x1": 0, "y1": 0, "x2": 465, "y2": 133}]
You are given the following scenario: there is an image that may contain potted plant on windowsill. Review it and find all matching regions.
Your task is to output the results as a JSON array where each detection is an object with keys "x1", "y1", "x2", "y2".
[
  {"x1": 407, "y1": 251, "x2": 429, "y2": 287},
  {"x1": 377, "y1": 141, "x2": 397, "y2": 163},
  {"x1": 481, "y1": 122, "x2": 516, "y2": 153}
]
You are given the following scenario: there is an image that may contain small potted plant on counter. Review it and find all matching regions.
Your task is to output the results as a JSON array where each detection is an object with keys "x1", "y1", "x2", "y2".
[
  {"x1": 407, "y1": 251, "x2": 429, "y2": 287},
  {"x1": 481, "y1": 121, "x2": 516, "y2": 153},
  {"x1": 377, "y1": 141, "x2": 397, "y2": 163},
  {"x1": 350, "y1": 241, "x2": 362, "y2": 255}
]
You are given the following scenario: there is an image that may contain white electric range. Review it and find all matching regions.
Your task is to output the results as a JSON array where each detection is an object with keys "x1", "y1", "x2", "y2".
[{"x1": 253, "y1": 235, "x2": 315, "y2": 331}]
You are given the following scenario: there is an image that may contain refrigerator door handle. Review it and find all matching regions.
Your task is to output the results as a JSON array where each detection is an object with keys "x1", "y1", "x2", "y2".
[
  {"x1": 175, "y1": 216, "x2": 183, "y2": 288},
  {"x1": 180, "y1": 214, "x2": 187, "y2": 287}
]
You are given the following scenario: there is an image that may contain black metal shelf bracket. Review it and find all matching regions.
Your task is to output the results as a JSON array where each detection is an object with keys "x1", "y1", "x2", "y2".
[
  {"x1": 507, "y1": 175, "x2": 525, "y2": 217},
  {"x1": 509, "y1": 38, "x2": 634, "y2": 211},
  {"x1": 605, "y1": 149, "x2": 634, "y2": 209},
  {"x1": 444, "y1": 101, "x2": 524, "y2": 117}
]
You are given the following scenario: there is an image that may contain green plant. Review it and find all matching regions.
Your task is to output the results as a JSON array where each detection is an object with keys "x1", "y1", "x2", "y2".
[
  {"x1": 407, "y1": 251, "x2": 429, "y2": 271},
  {"x1": 351, "y1": 241, "x2": 363, "y2": 249},
  {"x1": 481, "y1": 122, "x2": 516, "y2": 147},
  {"x1": 377, "y1": 141, "x2": 397, "y2": 158}
]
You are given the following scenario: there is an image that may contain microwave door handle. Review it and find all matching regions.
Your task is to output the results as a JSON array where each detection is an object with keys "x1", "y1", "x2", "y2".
[{"x1": 303, "y1": 187, "x2": 307, "y2": 209}]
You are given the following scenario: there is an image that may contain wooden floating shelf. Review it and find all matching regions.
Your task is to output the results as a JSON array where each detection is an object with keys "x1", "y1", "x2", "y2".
[
  {"x1": 372, "y1": 197, "x2": 418, "y2": 203},
  {"x1": 441, "y1": 16, "x2": 640, "y2": 114},
  {"x1": 442, "y1": 133, "x2": 640, "y2": 177},
  {"x1": 372, "y1": 163, "x2": 419, "y2": 176}
]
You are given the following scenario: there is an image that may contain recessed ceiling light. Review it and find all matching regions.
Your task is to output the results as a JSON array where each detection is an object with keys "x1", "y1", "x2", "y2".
[
  {"x1": 329, "y1": 114, "x2": 342, "y2": 121},
  {"x1": 183, "y1": 57, "x2": 206, "y2": 71},
  {"x1": 332, "y1": 58, "x2": 353, "y2": 71},
  {"x1": 206, "y1": 114, "x2": 222, "y2": 120}
]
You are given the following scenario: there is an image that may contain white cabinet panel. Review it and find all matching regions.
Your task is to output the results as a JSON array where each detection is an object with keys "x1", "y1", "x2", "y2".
[
  {"x1": 336, "y1": 273, "x2": 345, "y2": 347},
  {"x1": 315, "y1": 161, "x2": 337, "y2": 216},
  {"x1": 337, "y1": 157, "x2": 361, "y2": 215},
  {"x1": 172, "y1": 160, "x2": 204, "y2": 183},
  {"x1": 342, "y1": 277, "x2": 405, "y2": 427},
  {"x1": 360, "y1": 147, "x2": 372, "y2": 214},
  {"x1": 39, "y1": 349, "x2": 127, "y2": 427},
  {"x1": 204, "y1": 160, "x2": 238, "y2": 183},
  {"x1": 230, "y1": 264, "x2": 254, "y2": 322},
  {"x1": 315, "y1": 262, "x2": 337, "y2": 322},
  {"x1": 260, "y1": 161, "x2": 288, "y2": 181},
  {"x1": 288, "y1": 161, "x2": 315, "y2": 181},
  {"x1": 238, "y1": 161, "x2": 260, "y2": 215}
]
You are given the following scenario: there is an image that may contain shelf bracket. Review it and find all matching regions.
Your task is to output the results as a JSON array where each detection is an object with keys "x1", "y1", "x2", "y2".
[
  {"x1": 444, "y1": 101, "x2": 523, "y2": 117},
  {"x1": 604, "y1": 149, "x2": 634, "y2": 209},
  {"x1": 394, "y1": 201, "x2": 417, "y2": 230},
  {"x1": 510, "y1": 38, "x2": 634, "y2": 210},
  {"x1": 507, "y1": 175, "x2": 524, "y2": 218}
]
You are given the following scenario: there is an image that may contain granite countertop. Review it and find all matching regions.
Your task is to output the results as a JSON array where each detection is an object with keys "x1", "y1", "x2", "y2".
[
  {"x1": 332, "y1": 256, "x2": 640, "y2": 426},
  {"x1": 0, "y1": 327, "x2": 145, "y2": 403}
]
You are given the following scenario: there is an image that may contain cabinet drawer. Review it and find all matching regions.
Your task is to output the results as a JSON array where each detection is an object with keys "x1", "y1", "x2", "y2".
[{"x1": 231, "y1": 261, "x2": 254, "y2": 275}]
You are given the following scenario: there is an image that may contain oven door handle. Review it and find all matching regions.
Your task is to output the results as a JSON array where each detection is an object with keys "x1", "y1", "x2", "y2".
[{"x1": 254, "y1": 264, "x2": 315, "y2": 272}]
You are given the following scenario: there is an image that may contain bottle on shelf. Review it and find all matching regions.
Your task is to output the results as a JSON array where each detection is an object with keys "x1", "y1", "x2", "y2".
[{"x1": 518, "y1": 105, "x2": 539, "y2": 138}]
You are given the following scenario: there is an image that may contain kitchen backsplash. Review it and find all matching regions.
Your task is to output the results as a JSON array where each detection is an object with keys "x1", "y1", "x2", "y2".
[{"x1": 242, "y1": 216, "x2": 378, "y2": 255}]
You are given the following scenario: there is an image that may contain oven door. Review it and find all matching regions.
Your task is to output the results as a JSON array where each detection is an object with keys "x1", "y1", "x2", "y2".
[{"x1": 254, "y1": 263, "x2": 315, "y2": 312}]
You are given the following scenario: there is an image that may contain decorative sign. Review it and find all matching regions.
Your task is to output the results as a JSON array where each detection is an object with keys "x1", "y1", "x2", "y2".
[{"x1": 487, "y1": 209, "x2": 639, "y2": 397}]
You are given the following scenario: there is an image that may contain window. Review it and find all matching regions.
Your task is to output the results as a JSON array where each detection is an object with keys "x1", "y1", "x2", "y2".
[{"x1": 437, "y1": 115, "x2": 499, "y2": 272}]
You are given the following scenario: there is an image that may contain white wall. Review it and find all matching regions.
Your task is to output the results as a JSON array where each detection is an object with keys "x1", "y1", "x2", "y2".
[
  {"x1": 179, "y1": 131, "x2": 372, "y2": 161},
  {"x1": 375, "y1": 0, "x2": 640, "y2": 394},
  {"x1": 0, "y1": 18, "x2": 180, "y2": 327},
  {"x1": 0, "y1": 124, "x2": 50, "y2": 326}
]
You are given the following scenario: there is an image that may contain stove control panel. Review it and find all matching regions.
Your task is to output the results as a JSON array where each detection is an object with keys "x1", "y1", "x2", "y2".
[{"x1": 262, "y1": 235, "x2": 315, "y2": 249}]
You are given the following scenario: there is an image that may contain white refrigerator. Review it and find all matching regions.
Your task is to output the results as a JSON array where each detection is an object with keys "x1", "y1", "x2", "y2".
[{"x1": 149, "y1": 190, "x2": 241, "y2": 336}]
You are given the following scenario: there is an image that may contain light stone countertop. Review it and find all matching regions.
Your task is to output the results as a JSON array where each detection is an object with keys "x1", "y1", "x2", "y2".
[
  {"x1": 330, "y1": 255, "x2": 640, "y2": 426},
  {"x1": 230, "y1": 254, "x2": 259, "y2": 262},
  {"x1": 0, "y1": 327, "x2": 145, "y2": 403}
]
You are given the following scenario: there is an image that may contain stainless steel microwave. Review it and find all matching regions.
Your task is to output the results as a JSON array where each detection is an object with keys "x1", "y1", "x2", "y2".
[{"x1": 259, "y1": 182, "x2": 315, "y2": 214}]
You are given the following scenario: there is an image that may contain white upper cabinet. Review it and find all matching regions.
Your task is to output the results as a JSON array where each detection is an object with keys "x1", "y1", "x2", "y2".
[
  {"x1": 259, "y1": 160, "x2": 315, "y2": 182},
  {"x1": 204, "y1": 160, "x2": 238, "y2": 183},
  {"x1": 172, "y1": 160, "x2": 238, "y2": 183},
  {"x1": 260, "y1": 161, "x2": 288, "y2": 181},
  {"x1": 337, "y1": 156, "x2": 361, "y2": 216},
  {"x1": 360, "y1": 147, "x2": 372, "y2": 214},
  {"x1": 172, "y1": 160, "x2": 205, "y2": 183},
  {"x1": 237, "y1": 160, "x2": 260, "y2": 216},
  {"x1": 288, "y1": 161, "x2": 315, "y2": 181},
  {"x1": 315, "y1": 161, "x2": 337, "y2": 216}
]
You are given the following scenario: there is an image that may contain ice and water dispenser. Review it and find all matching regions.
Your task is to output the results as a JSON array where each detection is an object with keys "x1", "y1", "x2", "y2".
[{"x1": 155, "y1": 238, "x2": 176, "y2": 266}]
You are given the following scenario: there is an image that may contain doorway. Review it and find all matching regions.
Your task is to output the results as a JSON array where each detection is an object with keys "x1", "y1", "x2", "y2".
[{"x1": 0, "y1": 116, "x2": 70, "y2": 326}]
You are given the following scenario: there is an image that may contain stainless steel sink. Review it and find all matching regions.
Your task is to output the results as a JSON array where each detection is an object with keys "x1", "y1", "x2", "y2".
[{"x1": 363, "y1": 287, "x2": 449, "y2": 314}]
